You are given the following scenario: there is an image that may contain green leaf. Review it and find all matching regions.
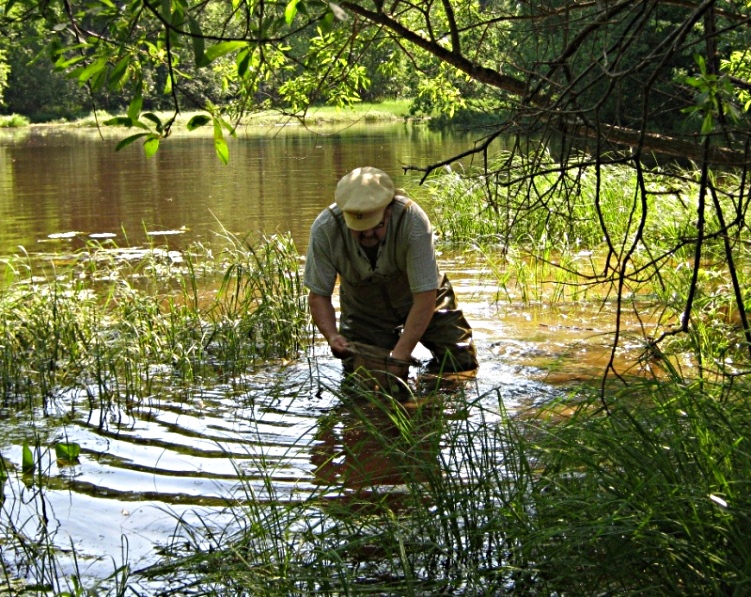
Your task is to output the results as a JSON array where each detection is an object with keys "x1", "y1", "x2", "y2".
[
  {"x1": 215, "y1": 137, "x2": 229, "y2": 164},
  {"x1": 142, "y1": 112, "x2": 163, "y2": 132},
  {"x1": 104, "y1": 116, "x2": 134, "y2": 127},
  {"x1": 213, "y1": 119, "x2": 229, "y2": 164},
  {"x1": 188, "y1": 16, "x2": 205, "y2": 67},
  {"x1": 128, "y1": 89, "x2": 143, "y2": 122},
  {"x1": 55, "y1": 54, "x2": 89, "y2": 70},
  {"x1": 320, "y1": 9, "x2": 335, "y2": 32},
  {"x1": 77, "y1": 57, "x2": 108, "y2": 83},
  {"x1": 55, "y1": 442, "x2": 81, "y2": 462},
  {"x1": 22, "y1": 443, "x2": 34, "y2": 474},
  {"x1": 115, "y1": 132, "x2": 150, "y2": 151},
  {"x1": 285, "y1": 0, "x2": 300, "y2": 25},
  {"x1": 237, "y1": 48, "x2": 251, "y2": 78},
  {"x1": 199, "y1": 41, "x2": 247, "y2": 67},
  {"x1": 186, "y1": 114, "x2": 211, "y2": 130},
  {"x1": 109, "y1": 56, "x2": 131, "y2": 91},
  {"x1": 143, "y1": 136, "x2": 160, "y2": 158}
]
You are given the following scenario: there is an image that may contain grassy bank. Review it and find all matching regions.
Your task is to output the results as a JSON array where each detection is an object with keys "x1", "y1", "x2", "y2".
[
  {"x1": 27, "y1": 100, "x2": 415, "y2": 131},
  {"x1": 0, "y1": 114, "x2": 30, "y2": 128}
]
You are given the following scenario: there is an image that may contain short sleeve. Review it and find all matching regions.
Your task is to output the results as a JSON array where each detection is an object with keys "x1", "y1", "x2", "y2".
[
  {"x1": 402, "y1": 204, "x2": 441, "y2": 293},
  {"x1": 304, "y1": 214, "x2": 338, "y2": 296}
]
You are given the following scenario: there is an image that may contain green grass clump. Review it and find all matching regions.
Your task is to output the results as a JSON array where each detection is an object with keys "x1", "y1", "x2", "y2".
[
  {"x1": 521, "y1": 374, "x2": 751, "y2": 594},
  {"x1": 0, "y1": 114, "x2": 30, "y2": 128},
  {"x1": 0, "y1": 231, "x2": 309, "y2": 412}
]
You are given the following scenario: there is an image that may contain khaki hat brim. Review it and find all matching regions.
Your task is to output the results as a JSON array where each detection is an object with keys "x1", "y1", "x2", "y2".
[{"x1": 343, "y1": 208, "x2": 386, "y2": 231}]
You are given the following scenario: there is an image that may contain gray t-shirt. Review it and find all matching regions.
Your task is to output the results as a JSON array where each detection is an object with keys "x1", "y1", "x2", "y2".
[{"x1": 304, "y1": 196, "x2": 441, "y2": 297}]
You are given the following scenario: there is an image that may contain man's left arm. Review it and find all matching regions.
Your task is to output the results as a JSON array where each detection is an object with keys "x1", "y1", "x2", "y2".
[{"x1": 390, "y1": 289, "x2": 437, "y2": 362}]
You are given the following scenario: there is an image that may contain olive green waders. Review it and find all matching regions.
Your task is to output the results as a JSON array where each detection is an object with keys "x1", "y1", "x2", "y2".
[{"x1": 340, "y1": 273, "x2": 478, "y2": 373}]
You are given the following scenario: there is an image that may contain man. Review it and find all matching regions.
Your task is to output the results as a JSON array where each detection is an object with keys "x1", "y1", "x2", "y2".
[{"x1": 304, "y1": 166, "x2": 478, "y2": 374}]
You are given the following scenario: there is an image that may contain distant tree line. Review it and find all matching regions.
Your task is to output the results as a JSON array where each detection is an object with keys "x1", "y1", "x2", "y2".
[{"x1": 1, "y1": 1, "x2": 747, "y2": 158}]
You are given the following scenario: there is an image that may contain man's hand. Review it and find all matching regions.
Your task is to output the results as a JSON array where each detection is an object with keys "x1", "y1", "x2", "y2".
[
  {"x1": 309, "y1": 292, "x2": 353, "y2": 359},
  {"x1": 329, "y1": 334, "x2": 352, "y2": 359},
  {"x1": 385, "y1": 354, "x2": 412, "y2": 380}
]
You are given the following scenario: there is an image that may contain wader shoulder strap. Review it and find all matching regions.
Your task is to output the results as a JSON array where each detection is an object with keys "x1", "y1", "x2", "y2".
[
  {"x1": 327, "y1": 205, "x2": 353, "y2": 253},
  {"x1": 391, "y1": 198, "x2": 413, "y2": 252}
]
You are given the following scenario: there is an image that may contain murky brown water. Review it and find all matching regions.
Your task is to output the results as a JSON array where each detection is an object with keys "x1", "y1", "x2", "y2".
[
  {"x1": 0, "y1": 122, "x2": 489, "y2": 256},
  {"x1": 0, "y1": 125, "x2": 647, "y2": 588}
]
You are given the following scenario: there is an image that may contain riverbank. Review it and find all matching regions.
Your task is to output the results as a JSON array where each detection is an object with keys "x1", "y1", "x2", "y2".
[{"x1": 0, "y1": 100, "x2": 416, "y2": 131}]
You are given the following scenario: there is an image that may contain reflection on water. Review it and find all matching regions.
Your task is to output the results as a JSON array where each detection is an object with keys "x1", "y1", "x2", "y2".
[
  {"x1": 0, "y1": 123, "x2": 484, "y2": 257},
  {"x1": 311, "y1": 397, "x2": 441, "y2": 494}
]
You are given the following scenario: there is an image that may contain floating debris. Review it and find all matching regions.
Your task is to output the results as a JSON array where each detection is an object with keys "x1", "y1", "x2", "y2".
[
  {"x1": 146, "y1": 227, "x2": 189, "y2": 236},
  {"x1": 43, "y1": 231, "x2": 84, "y2": 240}
]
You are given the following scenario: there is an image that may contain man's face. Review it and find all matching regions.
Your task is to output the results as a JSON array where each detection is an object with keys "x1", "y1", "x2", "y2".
[{"x1": 350, "y1": 207, "x2": 391, "y2": 248}]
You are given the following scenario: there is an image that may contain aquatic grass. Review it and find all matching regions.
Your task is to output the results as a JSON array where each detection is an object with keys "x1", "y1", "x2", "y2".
[
  {"x1": 207, "y1": 227, "x2": 310, "y2": 374},
  {"x1": 0, "y1": 231, "x2": 309, "y2": 415},
  {"x1": 476, "y1": 244, "x2": 601, "y2": 305},
  {"x1": 141, "y1": 361, "x2": 751, "y2": 596},
  {"x1": 144, "y1": 385, "x2": 541, "y2": 595},
  {"x1": 422, "y1": 156, "x2": 751, "y2": 382},
  {"x1": 519, "y1": 371, "x2": 751, "y2": 594}
]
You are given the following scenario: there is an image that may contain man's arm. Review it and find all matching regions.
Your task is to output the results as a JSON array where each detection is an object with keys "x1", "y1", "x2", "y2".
[
  {"x1": 308, "y1": 291, "x2": 351, "y2": 358},
  {"x1": 390, "y1": 289, "x2": 437, "y2": 362}
]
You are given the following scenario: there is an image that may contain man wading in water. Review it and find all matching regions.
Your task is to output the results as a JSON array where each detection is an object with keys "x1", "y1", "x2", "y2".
[{"x1": 304, "y1": 166, "x2": 478, "y2": 379}]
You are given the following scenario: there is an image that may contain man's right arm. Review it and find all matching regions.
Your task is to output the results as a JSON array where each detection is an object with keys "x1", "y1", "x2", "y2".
[{"x1": 308, "y1": 291, "x2": 351, "y2": 358}]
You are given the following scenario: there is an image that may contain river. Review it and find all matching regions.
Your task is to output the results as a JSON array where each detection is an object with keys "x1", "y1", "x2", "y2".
[{"x1": 0, "y1": 122, "x2": 631, "y2": 592}]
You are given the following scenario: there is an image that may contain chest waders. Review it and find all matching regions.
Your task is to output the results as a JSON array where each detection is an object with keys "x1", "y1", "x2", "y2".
[
  {"x1": 330, "y1": 201, "x2": 479, "y2": 373},
  {"x1": 330, "y1": 201, "x2": 414, "y2": 350}
]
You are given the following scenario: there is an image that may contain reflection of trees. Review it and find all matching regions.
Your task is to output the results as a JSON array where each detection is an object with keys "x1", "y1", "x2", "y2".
[{"x1": 310, "y1": 397, "x2": 442, "y2": 503}]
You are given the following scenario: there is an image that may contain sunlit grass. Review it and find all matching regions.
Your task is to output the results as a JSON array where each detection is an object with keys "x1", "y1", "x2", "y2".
[
  {"x1": 0, "y1": 114, "x2": 30, "y2": 128},
  {"x1": 48, "y1": 101, "x2": 413, "y2": 133},
  {"x1": 419, "y1": 156, "x2": 751, "y2": 378},
  {"x1": 0, "y1": 231, "x2": 309, "y2": 414}
]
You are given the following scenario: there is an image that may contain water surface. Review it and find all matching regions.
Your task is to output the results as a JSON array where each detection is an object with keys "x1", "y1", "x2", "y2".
[{"x1": 0, "y1": 124, "x2": 642, "y2": 590}]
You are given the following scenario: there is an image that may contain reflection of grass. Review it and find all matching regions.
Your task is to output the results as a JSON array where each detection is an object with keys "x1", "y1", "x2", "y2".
[{"x1": 142, "y1": 371, "x2": 751, "y2": 595}]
